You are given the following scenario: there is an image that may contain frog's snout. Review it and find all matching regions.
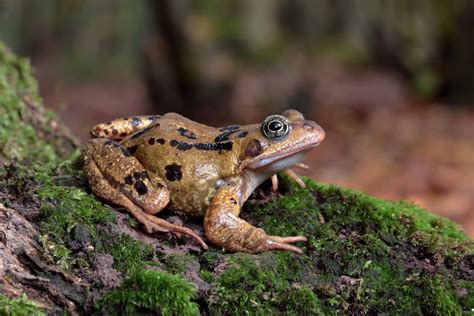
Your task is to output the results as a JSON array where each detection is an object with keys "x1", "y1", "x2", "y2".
[{"x1": 302, "y1": 121, "x2": 325, "y2": 145}]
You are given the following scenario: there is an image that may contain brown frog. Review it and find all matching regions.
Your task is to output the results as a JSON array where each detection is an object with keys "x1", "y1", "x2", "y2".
[{"x1": 83, "y1": 110, "x2": 324, "y2": 253}]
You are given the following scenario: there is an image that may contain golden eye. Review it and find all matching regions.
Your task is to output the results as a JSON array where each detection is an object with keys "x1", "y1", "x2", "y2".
[{"x1": 262, "y1": 115, "x2": 290, "y2": 141}]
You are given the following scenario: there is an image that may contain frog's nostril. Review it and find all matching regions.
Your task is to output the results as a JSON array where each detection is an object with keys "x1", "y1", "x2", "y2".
[{"x1": 303, "y1": 122, "x2": 315, "y2": 130}]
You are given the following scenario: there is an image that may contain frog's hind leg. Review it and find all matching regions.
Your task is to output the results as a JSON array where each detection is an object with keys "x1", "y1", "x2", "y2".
[
  {"x1": 90, "y1": 115, "x2": 161, "y2": 140},
  {"x1": 83, "y1": 138, "x2": 208, "y2": 249}
]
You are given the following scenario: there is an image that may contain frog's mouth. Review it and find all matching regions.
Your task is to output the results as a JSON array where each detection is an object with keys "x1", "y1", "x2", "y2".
[{"x1": 247, "y1": 144, "x2": 319, "y2": 170}]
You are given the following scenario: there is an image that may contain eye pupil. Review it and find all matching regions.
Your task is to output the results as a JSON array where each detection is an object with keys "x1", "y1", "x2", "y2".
[{"x1": 269, "y1": 121, "x2": 282, "y2": 131}]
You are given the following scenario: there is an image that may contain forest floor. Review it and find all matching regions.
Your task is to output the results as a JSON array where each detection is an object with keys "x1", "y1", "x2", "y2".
[{"x1": 36, "y1": 60, "x2": 474, "y2": 238}]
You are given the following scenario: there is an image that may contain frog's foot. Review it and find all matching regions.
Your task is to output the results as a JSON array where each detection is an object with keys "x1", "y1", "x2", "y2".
[
  {"x1": 204, "y1": 187, "x2": 306, "y2": 253},
  {"x1": 286, "y1": 169, "x2": 306, "y2": 189},
  {"x1": 124, "y1": 199, "x2": 208, "y2": 249},
  {"x1": 271, "y1": 167, "x2": 307, "y2": 192}
]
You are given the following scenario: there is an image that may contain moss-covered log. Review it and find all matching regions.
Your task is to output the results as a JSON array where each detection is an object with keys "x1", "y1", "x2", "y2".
[{"x1": 0, "y1": 43, "x2": 472, "y2": 315}]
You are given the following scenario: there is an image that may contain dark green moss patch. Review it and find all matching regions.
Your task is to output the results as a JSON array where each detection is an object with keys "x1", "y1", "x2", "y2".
[
  {"x1": 160, "y1": 253, "x2": 199, "y2": 275},
  {"x1": 229, "y1": 176, "x2": 473, "y2": 314},
  {"x1": 0, "y1": 294, "x2": 44, "y2": 316},
  {"x1": 206, "y1": 253, "x2": 321, "y2": 315},
  {"x1": 107, "y1": 234, "x2": 155, "y2": 273},
  {"x1": 96, "y1": 269, "x2": 199, "y2": 315}
]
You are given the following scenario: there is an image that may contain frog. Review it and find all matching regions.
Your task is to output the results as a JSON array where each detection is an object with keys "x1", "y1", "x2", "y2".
[{"x1": 83, "y1": 109, "x2": 325, "y2": 253}]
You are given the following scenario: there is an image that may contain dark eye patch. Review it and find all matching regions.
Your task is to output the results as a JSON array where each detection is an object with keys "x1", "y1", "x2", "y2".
[{"x1": 244, "y1": 139, "x2": 263, "y2": 157}]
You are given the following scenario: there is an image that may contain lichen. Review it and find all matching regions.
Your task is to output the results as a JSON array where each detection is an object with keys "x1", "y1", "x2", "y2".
[{"x1": 0, "y1": 294, "x2": 44, "y2": 316}]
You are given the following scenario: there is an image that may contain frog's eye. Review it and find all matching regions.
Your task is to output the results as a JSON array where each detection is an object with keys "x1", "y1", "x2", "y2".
[{"x1": 262, "y1": 115, "x2": 290, "y2": 141}]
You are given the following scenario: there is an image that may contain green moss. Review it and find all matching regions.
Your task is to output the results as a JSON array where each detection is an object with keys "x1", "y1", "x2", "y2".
[
  {"x1": 1, "y1": 151, "x2": 115, "y2": 270},
  {"x1": 108, "y1": 234, "x2": 155, "y2": 273},
  {"x1": 421, "y1": 275, "x2": 460, "y2": 316},
  {"x1": 0, "y1": 294, "x2": 44, "y2": 316},
  {"x1": 206, "y1": 176, "x2": 473, "y2": 314},
  {"x1": 161, "y1": 253, "x2": 198, "y2": 275},
  {"x1": 0, "y1": 42, "x2": 60, "y2": 161},
  {"x1": 97, "y1": 269, "x2": 199, "y2": 316},
  {"x1": 207, "y1": 253, "x2": 321, "y2": 315}
]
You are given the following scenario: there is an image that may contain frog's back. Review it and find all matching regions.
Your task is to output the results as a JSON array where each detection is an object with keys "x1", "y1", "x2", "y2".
[{"x1": 120, "y1": 113, "x2": 249, "y2": 216}]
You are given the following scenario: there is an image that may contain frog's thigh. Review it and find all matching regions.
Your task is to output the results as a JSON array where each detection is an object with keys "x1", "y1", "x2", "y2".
[
  {"x1": 204, "y1": 187, "x2": 306, "y2": 253},
  {"x1": 84, "y1": 140, "x2": 208, "y2": 249},
  {"x1": 84, "y1": 138, "x2": 169, "y2": 214}
]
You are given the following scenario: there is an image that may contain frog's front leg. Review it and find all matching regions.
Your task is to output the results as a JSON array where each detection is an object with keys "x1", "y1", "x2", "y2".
[
  {"x1": 204, "y1": 187, "x2": 306, "y2": 253},
  {"x1": 83, "y1": 138, "x2": 207, "y2": 249}
]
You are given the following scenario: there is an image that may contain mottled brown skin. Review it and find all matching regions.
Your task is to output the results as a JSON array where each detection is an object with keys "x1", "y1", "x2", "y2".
[{"x1": 83, "y1": 110, "x2": 325, "y2": 253}]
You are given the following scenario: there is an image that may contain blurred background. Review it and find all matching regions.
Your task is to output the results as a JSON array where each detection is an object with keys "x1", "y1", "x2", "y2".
[{"x1": 0, "y1": 0, "x2": 472, "y2": 236}]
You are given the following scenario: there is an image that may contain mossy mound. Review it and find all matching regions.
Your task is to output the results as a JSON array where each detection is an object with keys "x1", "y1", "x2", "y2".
[
  {"x1": 0, "y1": 42, "x2": 75, "y2": 162},
  {"x1": 0, "y1": 42, "x2": 472, "y2": 315},
  {"x1": 201, "y1": 178, "x2": 473, "y2": 314}
]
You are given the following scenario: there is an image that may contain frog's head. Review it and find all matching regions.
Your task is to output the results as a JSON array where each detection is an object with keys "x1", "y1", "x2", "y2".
[{"x1": 239, "y1": 109, "x2": 324, "y2": 175}]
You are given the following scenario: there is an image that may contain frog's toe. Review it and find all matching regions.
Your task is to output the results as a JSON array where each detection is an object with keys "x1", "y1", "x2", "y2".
[
  {"x1": 269, "y1": 235, "x2": 307, "y2": 243},
  {"x1": 261, "y1": 239, "x2": 304, "y2": 254}
]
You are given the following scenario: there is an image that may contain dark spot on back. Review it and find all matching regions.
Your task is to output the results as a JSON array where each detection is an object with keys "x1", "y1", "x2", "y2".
[
  {"x1": 194, "y1": 142, "x2": 233, "y2": 152},
  {"x1": 148, "y1": 138, "x2": 155, "y2": 145},
  {"x1": 124, "y1": 175, "x2": 134, "y2": 185},
  {"x1": 148, "y1": 115, "x2": 160, "y2": 121},
  {"x1": 238, "y1": 131, "x2": 248, "y2": 138},
  {"x1": 134, "y1": 180, "x2": 148, "y2": 195},
  {"x1": 156, "y1": 183, "x2": 164, "y2": 189},
  {"x1": 127, "y1": 145, "x2": 138, "y2": 155},
  {"x1": 104, "y1": 129, "x2": 110, "y2": 135},
  {"x1": 178, "y1": 127, "x2": 197, "y2": 139},
  {"x1": 170, "y1": 140, "x2": 192, "y2": 151},
  {"x1": 194, "y1": 143, "x2": 212, "y2": 151},
  {"x1": 112, "y1": 129, "x2": 119, "y2": 136},
  {"x1": 133, "y1": 171, "x2": 149, "y2": 180},
  {"x1": 165, "y1": 163, "x2": 182, "y2": 181},
  {"x1": 120, "y1": 132, "x2": 128, "y2": 137},
  {"x1": 156, "y1": 138, "x2": 166, "y2": 145},
  {"x1": 245, "y1": 139, "x2": 263, "y2": 157},
  {"x1": 216, "y1": 142, "x2": 233, "y2": 152},
  {"x1": 219, "y1": 125, "x2": 240, "y2": 132},
  {"x1": 176, "y1": 142, "x2": 193, "y2": 151}
]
